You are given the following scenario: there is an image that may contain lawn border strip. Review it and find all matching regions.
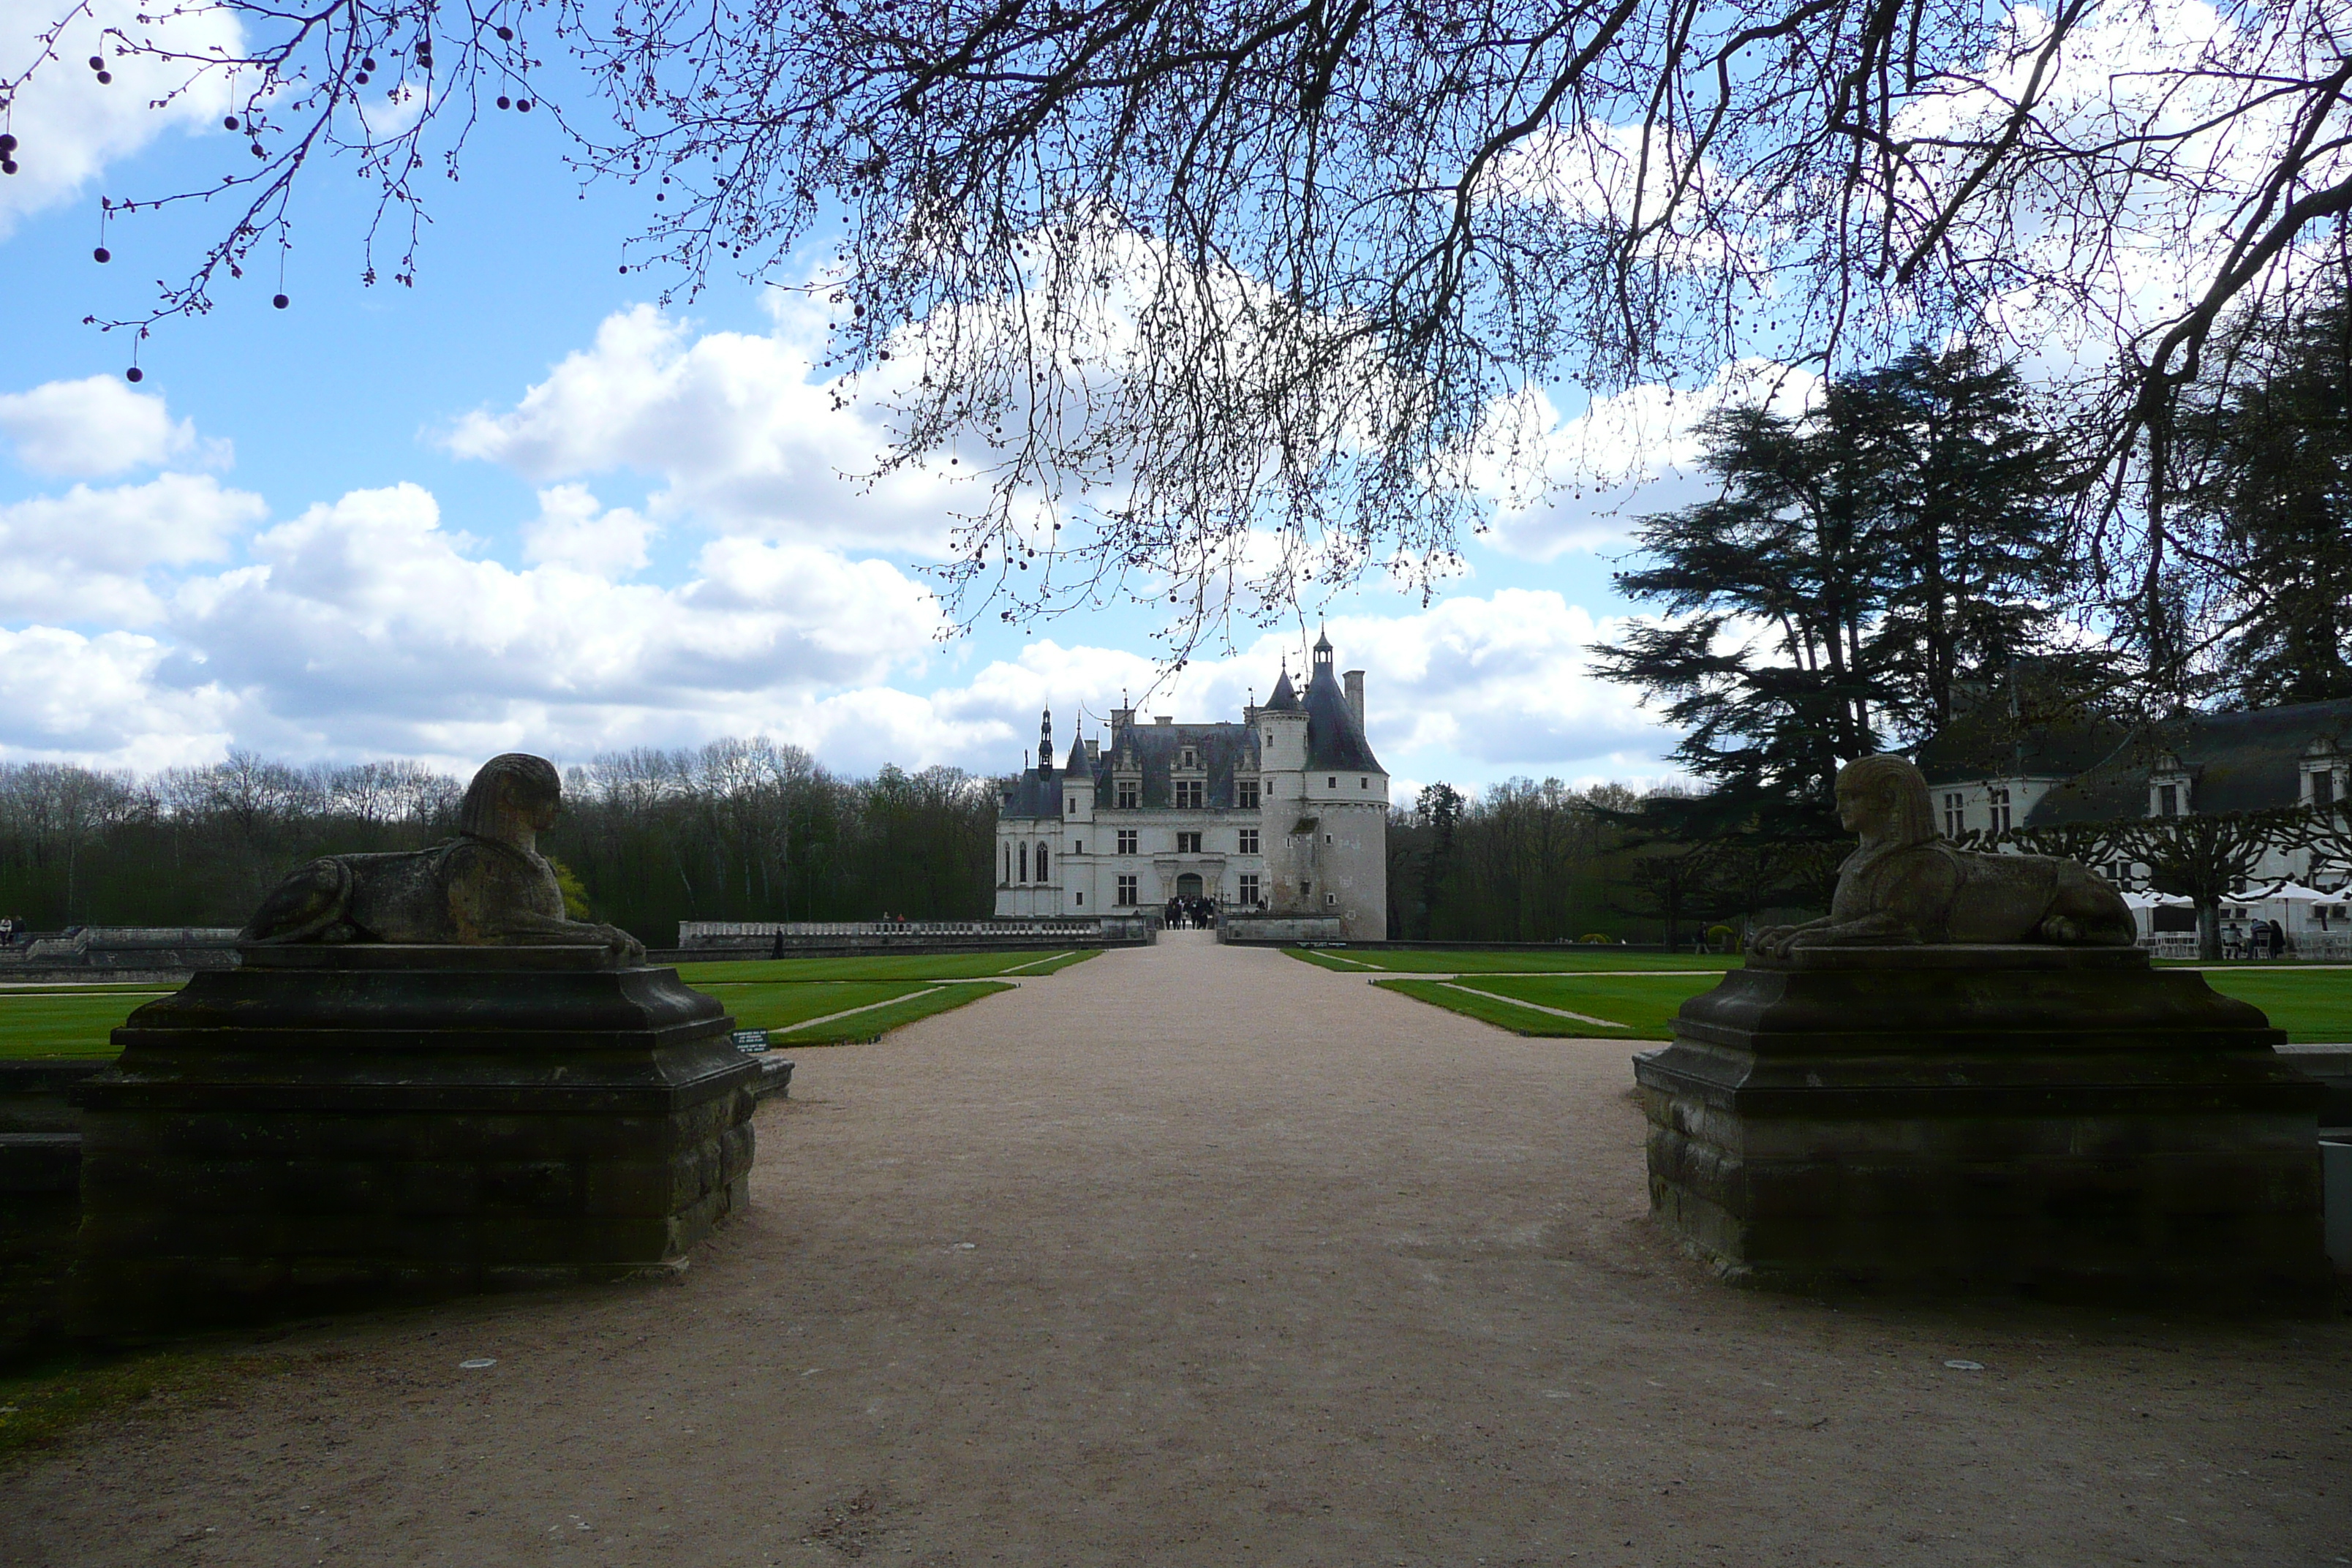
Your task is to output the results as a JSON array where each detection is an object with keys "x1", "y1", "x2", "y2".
[{"x1": 1434, "y1": 981, "x2": 1629, "y2": 1029}]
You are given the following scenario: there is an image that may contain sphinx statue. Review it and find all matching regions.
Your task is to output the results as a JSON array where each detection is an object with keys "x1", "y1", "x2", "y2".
[
  {"x1": 1749, "y1": 754, "x2": 2135, "y2": 958},
  {"x1": 241, "y1": 753, "x2": 647, "y2": 964}
]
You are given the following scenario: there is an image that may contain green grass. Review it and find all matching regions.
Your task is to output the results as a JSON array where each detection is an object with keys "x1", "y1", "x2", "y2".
[
  {"x1": 0, "y1": 992, "x2": 159, "y2": 1060},
  {"x1": 1289, "y1": 946, "x2": 1738, "y2": 974},
  {"x1": 674, "y1": 949, "x2": 1099, "y2": 984},
  {"x1": 1376, "y1": 973, "x2": 1714, "y2": 1038},
  {"x1": 1378, "y1": 965, "x2": 2352, "y2": 1044},
  {"x1": 698, "y1": 981, "x2": 935, "y2": 1032},
  {"x1": 2196, "y1": 970, "x2": 2352, "y2": 1043},
  {"x1": 769, "y1": 981, "x2": 1014, "y2": 1044}
]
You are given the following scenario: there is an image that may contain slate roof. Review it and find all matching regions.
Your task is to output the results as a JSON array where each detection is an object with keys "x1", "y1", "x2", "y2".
[
  {"x1": 1303, "y1": 660, "x2": 1382, "y2": 773},
  {"x1": 1915, "y1": 701, "x2": 2130, "y2": 788},
  {"x1": 1263, "y1": 668, "x2": 1303, "y2": 712},
  {"x1": 2023, "y1": 698, "x2": 2352, "y2": 826}
]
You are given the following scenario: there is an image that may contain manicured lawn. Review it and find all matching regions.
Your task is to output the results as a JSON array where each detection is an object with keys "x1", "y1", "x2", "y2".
[
  {"x1": 675, "y1": 949, "x2": 1098, "y2": 984},
  {"x1": 1376, "y1": 974, "x2": 1713, "y2": 1038},
  {"x1": 0, "y1": 992, "x2": 164, "y2": 1060},
  {"x1": 1289, "y1": 946, "x2": 1737, "y2": 975},
  {"x1": 769, "y1": 981, "x2": 1015, "y2": 1044},
  {"x1": 2197, "y1": 970, "x2": 2352, "y2": 1043},
  {"x1": 1375, "y1": 964, "x2": 2352, "y2": 1043},
  {"x1": 698, "y1": 981, "x2": 937, "y2": 1032}
]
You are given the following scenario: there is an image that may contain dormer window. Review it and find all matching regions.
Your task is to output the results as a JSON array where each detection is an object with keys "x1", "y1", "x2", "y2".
[
  {"x1": 1117, "y1": 780, "x2": 1139, "y2": 810},
  {"x1": 1180, "y1": 747, "x2": 1197, "y2": 769},
  {"x1": 1237, "y1": 779, "x2": 1259, "y2": 809}
]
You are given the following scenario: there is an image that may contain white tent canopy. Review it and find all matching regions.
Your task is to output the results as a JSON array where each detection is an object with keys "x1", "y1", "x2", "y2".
[
  {"x1": 2120, "y1": 890, "x2": 2192, "y2": 908},
  {"x1": 2249, "y1": 881, "x2": 2337, "y2": 902}
]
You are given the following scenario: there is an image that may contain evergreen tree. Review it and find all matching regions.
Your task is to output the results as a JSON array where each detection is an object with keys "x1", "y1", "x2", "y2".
[
  {"x1": 2174, "y1": 287, "x2": 2352, "y2": 706},
  {"x1": 1594, "y1": 347, "x2": 2069, "y2": 831}
]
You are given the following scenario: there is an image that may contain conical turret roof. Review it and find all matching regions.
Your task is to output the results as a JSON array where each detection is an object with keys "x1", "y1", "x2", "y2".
[
  {"x1": 1065, "y1": 733, "x2": 1092, "y2": 775},
  {"x1": 1263, "y1": 666, "x2": 1303, "y2": 713}
]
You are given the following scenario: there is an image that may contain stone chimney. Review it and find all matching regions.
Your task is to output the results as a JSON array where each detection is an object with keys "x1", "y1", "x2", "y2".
[{"x1": 1343, "y1": 669, "x2": 1365, "y2": 730}]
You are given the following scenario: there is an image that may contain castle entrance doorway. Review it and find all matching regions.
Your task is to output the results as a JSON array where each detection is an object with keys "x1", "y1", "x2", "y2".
[{"x1": 1176, "y1": 872, "x2": 1203, "y2": 900}]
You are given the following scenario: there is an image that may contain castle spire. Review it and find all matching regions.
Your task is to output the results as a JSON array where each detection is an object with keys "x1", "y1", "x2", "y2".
[{"x1": 1039, "y1": 706, "x2": 1053, "y2": 776}]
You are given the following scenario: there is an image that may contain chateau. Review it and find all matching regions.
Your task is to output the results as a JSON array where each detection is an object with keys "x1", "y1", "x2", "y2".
[{"x1": 995, "y1": 634, "x2": 1389, "y2": 938}]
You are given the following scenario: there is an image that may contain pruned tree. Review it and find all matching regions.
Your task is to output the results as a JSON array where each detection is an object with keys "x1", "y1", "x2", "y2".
[
  {"x1": 10, "y1": 0, "x2": 2350, "y2": 651},
  {"x1": 2122, "y1": 806, "x2": 2302, "y2": 960}
]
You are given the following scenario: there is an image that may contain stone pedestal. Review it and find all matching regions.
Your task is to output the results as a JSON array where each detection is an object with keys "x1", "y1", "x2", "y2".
[
  {"x1": 69, "y1": 944, "x2": 758, "y2": 1338},
  {"x1": 1633, "y1": 946, "x2": 2332, "y2": 1305}
]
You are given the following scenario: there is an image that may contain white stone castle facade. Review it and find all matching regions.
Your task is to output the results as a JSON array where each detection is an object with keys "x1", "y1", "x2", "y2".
[{"x1": 994, "y1": 634, "x2": 1389, "y2": 939}]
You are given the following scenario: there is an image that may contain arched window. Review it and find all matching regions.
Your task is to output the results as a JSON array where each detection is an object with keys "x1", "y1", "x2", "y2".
[
  {"x1": 1003, "y1": 843, "x2": 1011, "y2": 883},
  {"x1": 1036, "y1": 843, "x2": 1049, "y2": 880},
  {"x1": 1019, "y1": 842, "x2": 1029, "y2": 883}
]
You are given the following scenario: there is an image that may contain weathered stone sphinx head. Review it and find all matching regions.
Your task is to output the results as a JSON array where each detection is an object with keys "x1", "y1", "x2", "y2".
[
  {"x1": 241, "y1": 752, "x2": 645, "y2": 965},
  {"x1": 1749, "y1": 754, "x2": 2136, "y2": 958}
]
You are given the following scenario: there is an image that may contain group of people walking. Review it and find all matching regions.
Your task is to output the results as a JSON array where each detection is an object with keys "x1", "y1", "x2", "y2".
[{"x1": 1163, "y1": 896, "x2": 1217, "y2": 930}]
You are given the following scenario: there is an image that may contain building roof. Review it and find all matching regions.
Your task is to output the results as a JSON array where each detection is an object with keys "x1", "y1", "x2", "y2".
[
  {"x1": 1303, "y1": 658, "x2": 1381, "y2": 772},
  {"x1": 2024, "y1": 697, "x2": 2352, "y2": 826},
  {"x1": 1915, "y1": 700, "x2": 2129, "y2": 788},
  {"x1": 1263, "y1": 668, "x2": 1303, "y2": 712}
]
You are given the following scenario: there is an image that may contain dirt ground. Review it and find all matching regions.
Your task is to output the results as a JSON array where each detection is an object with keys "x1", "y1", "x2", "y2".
[{"x1": 3, "y1": 932, "x2": 2348, "y2": 1567}]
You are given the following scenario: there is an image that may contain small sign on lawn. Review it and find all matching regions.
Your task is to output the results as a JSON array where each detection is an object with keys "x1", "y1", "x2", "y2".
[{"x1": 730, "y1": 1028, "x2": 769, "y2": 1053}]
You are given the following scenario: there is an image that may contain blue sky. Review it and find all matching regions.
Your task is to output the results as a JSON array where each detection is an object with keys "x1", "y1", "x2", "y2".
[{"x1": 0, "y1": 10, "x2": 1705, "y2": 798}]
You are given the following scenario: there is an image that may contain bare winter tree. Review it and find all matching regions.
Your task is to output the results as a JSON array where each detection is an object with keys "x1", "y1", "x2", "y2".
[{"x1": 8, "y1": 0, "x2": 2349, "y2": 659}]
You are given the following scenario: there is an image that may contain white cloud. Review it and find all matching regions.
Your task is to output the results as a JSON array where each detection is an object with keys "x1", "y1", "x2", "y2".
[
  {"x1": 0, "y1": 625, "x2": 235, "y2": 768},
  {"x1": 444, "y1": 304, "x2": 970, "y2": 554},
  {"x1": 156, "y1": 482, "x2": 947, "y2": 761},
  {"x1": 0, "y1": 0, "x2": 243, "y2": 238},
  {"x1": 0, "y1": 374, "x2": 227, "y2": 477},
  {"x1": 0, "y1": 472, "x2": 264, "y2": 625},
  {"x1": 1477, "y1": 360, "x2": 1817, "y2": 562},
  {"x1": 521, "y1": 484, "x2": 654, "y2": 576}
]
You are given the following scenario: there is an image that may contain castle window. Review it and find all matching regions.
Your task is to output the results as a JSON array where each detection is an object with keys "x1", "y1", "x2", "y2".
[
  {"x1": 1177, "y1": 832, "x2": 1202, "y2": 853},
  {"x1": 1175, "y1": 780, "x2": 1205, "y2": 808},
  {"x1": 1067, "y1": 797, "x2": 1077, "y2": 815},
  {"x1": 1238, "y1": 828, "x2": 1259, "y2": 854},
  {"x1": 1989, "y1": 788, "x2": 2011, "y2": 834},
  {"x1": 1074, "y1": 840, "x2": 1083, "y2": 854},
  {"x1": 1180, "y1": 747, "x2": 1197, "y2": 769},
  {"x1": 2158, "y1": 783, "x2": 2179, "y2": 817},
  {"x1": 1074, "y1": 891, "x2": 1084, "y2": 907},
  {"x1": 1003, "y1": 845, "x2": 1011, "y2": 883},
  {"x1": 1324, "y1": 833, "x2": 1333, "y2": 843},
  {"x1": 1237, "y1": 780, "x2": 1259, "y2": 809},
  {"x1": 2315, "y1": 772, "x2": 2337, "y2": 808},
  {"x1": 1036, "y1": 845, "x2": 1049, "y2": 880},
  {"x1": 1116, "y1": 874, "x2": 1138, "y2": 905},
  {"x1": 1019, "y1": 842, "x2": 1028, "y2": 882},
  {"x1": 1117, "y1": 829, "x2": 1138, "y2": 855},
  {"x1": 1326, "y1": 892, "x2": 1336, "y2": 905},
  {"x1": 1240, "y1": 874, "x2": 1260, "y2": 904},
  {"x1": 1327, "y1": 776, "x2": 1336, "y2": 788},
  {"x1": 1942, "y1": 792, "x2": 1964, "y2": 838},
  {"x1": 1117, "y1": 781, "x2": 1139, "y2": 809},
  {"x1": 1360, "y1": 777, "x2": 1368, "y2": 788},
  {"x1": 1300, "y1": 880, "x2": 1311, "y2": 900}
]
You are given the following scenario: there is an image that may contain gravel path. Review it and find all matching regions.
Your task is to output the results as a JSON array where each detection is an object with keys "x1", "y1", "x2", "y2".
[{"x1": 4, "y1": 932, "x2": 2348, "y2": 1567}]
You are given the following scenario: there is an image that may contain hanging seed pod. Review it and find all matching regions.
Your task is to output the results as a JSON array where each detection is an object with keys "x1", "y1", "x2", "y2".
[
  {"x1": 496, "y1": 95, "x2": 510, "y2": 109},
  {"x1": 353, "y1": 71, "x2": 369, "y2": 84},
  {"x1": 96, "y1": 71, "x2": 111, "y2": 83},
  {"x1": 222, "y1": 116, "x2": 238, "y2": 130},
  {"x1": 361, "y1": 56, "x2": 377, "y2": 70},
  {"x1": 515, "y1": 98, "x2": 531, "y2": 111},
  {"x1": 496, "y1": 25, "x2": 513, "y2": 39},
  {"x1": 124, "y1": 366, "x2": 143, "y2": 382},
  {"x1": 272, "y1": 293, "x2": 289, "y2": 309},
  {"x1": 93, "y1": 246, "x2": 109, "y2": 263},
  {"x1": 87, "y1": 55, "x2": 104, "y2": 69}
]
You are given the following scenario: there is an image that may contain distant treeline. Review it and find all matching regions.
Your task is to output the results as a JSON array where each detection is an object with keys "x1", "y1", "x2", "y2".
[
  {"x1": 1386, "y1": 778, "x2": 1836, "y2": 946},
  {"x1": 0, "y1": 739, "x2": 997, "y2": 941},
  {"x1": 0, "y1": 743, "x2": 1810, "y2": 948}
]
